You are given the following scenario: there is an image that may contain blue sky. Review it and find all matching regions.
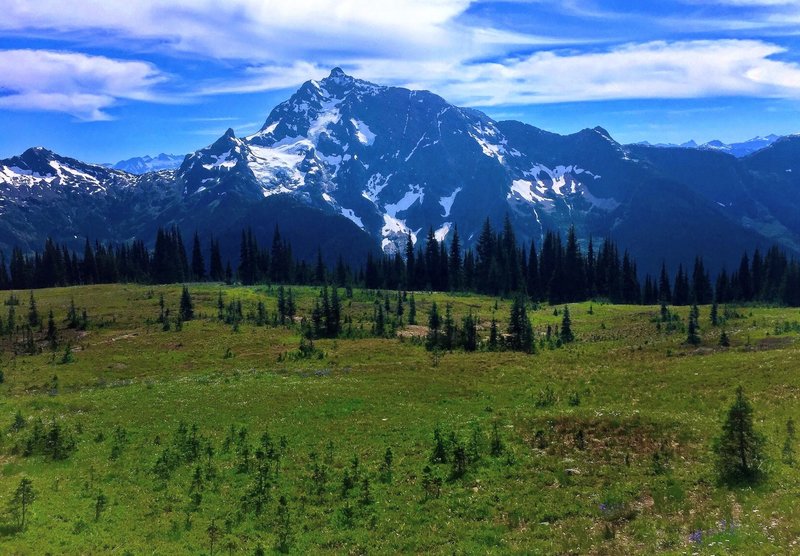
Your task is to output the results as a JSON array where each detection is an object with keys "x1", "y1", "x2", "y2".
[{"x1": 1, "y1": 0, "x2": 800, "y2": 163}]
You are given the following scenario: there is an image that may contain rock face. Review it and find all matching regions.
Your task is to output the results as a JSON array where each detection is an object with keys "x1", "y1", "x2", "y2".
[{"x1": 1, "y1": 68, "x2": 799, "y2": 273}]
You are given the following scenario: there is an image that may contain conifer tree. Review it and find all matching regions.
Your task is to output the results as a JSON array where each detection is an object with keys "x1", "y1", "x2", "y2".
[
  {"x1": 46, "y1": 309, "x2": 57, "y2": 350},
  {"x1": 686, "y1": 304, "x2": 701, "y2": 345},
  {"x1": 426, "y1": 302, "x2": 441, "y2": 349},
  {"x1": 209, "y1": 238, "x2": 224, "y2": 282},
  {"x1": 179, "y1": 286, "x2": 194, "y2": 321},
  {"x1": 408, "y1": 293, "x2": 416, "y2": 325},
  {"x1": 560, "y1": 305, "x2": 574, "y2": 343},
  {"x1": 27, "y1": 291, "x2": 39, "y2": 328},
  {"x1": 275, "y1": 495, "x2": 292, "y2": 553},
  {"x1": 461, "y1": 311, "x2": 478, "y2": 352},
  {"x1": 713, "y1": 386, "x2": 765, "y2": 483},
  {"x1": 488, "y1": 316, "x2": 499, "y2": 351},
  {"x1": 9, "y1": 477, "x2": 35, "y2": 530},
  {"x1": 191, "y1": 232, "x2": 205, "y2": 281}
]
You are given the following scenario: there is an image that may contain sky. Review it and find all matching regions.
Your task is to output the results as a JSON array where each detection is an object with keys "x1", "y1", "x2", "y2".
[{"x1": 1, "y1": 0, "x2": 800, "y2": 163}]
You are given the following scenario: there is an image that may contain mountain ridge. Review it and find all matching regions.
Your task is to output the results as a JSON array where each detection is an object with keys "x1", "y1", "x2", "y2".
[{"x1": 1, "y1": 68, "x2": 798, "y2": 275}]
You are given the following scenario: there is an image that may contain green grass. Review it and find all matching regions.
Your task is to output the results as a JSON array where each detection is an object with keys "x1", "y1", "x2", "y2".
[{"x1": 0, "y1": 283, "x2": 798, "y2": 554}]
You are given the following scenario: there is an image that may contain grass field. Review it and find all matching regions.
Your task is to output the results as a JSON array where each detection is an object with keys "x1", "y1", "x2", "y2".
[{"x1": 0, "y1": 283, "x2": 798, "y2": 554}]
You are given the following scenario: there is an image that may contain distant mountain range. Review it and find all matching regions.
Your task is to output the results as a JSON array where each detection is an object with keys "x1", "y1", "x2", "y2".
[
  {"x1": 1, "y1": 68, "x2": 798, "y2": 274},
  {"x1": 103, "y1": 153, "x2": 186, "y2": 174},
  {"x1": 634, "y1": 135, "x2": 783, "y2": 158}
]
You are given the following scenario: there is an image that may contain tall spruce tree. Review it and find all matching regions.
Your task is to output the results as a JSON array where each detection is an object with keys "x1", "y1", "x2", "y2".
[{"x1": 713, "y1": 387, "x2": 765, "y2": 483}]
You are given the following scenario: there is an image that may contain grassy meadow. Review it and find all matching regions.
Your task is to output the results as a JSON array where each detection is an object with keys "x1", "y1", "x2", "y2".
[{"x1": 0, "y1": 283, "x2": 798, "y2": 554}]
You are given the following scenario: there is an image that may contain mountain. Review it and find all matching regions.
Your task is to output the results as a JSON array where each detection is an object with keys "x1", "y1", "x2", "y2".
[
  {"x1": 1, "y1": 68, "x2": 798, "y2": 275},
  {"x1": 633, "y1": 135, "x2": 782, "y2": 158},
  {"x1": 107, "y1": 153, "x2": 186, "y2": 174}
]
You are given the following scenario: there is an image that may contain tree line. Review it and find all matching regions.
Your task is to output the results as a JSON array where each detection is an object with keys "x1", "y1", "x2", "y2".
[{"x1": 1, "y1": 218, "x2": 799, "y2": 306}]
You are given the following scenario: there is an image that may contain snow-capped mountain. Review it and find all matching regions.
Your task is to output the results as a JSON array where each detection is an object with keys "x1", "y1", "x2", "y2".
[
  {"x1": 1, "y1": 68, "x2": 799, "y2": 274},
  {"x1": 108, "y1": 153, "x2": 185, "y2": 174},
  {"x1": 634, "y1": 135, "x2": 782, "y2": 158},
  {"x1": 175, "y1": 68, "x2": 625, "y2": 256}
]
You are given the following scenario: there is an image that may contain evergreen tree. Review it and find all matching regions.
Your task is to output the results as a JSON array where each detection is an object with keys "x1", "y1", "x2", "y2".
[
  {"x1": 560, "y1": 305, "x2": 574, "y2": 343},
  {"x1": 488, "y1": 316, "x2": 499, "y2": 351},
  {"x1": 686, "y1": 304, "x2": 701, "y2": 345},
  {"x1": 448, "y1": 226, "x2": 462, "y2": 291},
  {"x1": 209, "y1": 238, "x2": 224, "y2": 282},
  {"x1": 275, "y1": 495, "x2": 292, "y2": 553},
  {"x1": 46, "y1": 309, "x2": 57, "y2": 350},
  {"x1": 191, "y1": 232, "x2": 206, "y2": 281},
  {"x1": 408, "y1": 293, "x2": 416, "y2": 325},
  {"x1": 507, "y1": 296, "x2": 534, "y2": 352},
  {"x1": 426, "y1": 302, "x2": 441, "y2": 349},
  {"x1": 713, "y1": 386, "x2": 765, "y2": 483},
  {"x1": 461, "y1": 311, "x2": 478, "y2": 352},
  {"x1": 9, "y1": 477, "x2": 35, "y2": 530},
  {"x1": 179, "y1": 285, "x2": 194, "y2": 321},
  {"x1": 27, "y1": 291, "x2": 39, "y2": 328}
]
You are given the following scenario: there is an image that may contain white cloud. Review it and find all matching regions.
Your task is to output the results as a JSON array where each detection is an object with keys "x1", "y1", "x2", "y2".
[
  {"x1": 0, "y1": 1, "x2": 578, "y2": 63},
  {"x1": 2, "y1": 3, "x2": 800, "y2": 116},
  {"x1": 0, "y1": 50, "x2": 165, "y2": 120},
  {"x1": 343, "y1": 40, "x2": 800, "y2": 106}
]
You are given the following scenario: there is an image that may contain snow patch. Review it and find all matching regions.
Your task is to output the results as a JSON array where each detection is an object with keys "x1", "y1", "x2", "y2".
[
  {"x1": 434, "y1": 223, "x2": 451, "y2": 242},
  {"x1": 439, "y1": 187, "x2": 462, "y2": 217},
  {"x1": 350, "y1": 118, "x2": 376, "y2": 146},
  {"x1": 340, "y1": 207, "x2": 364, "y2": 229},
  {"x1": 384, "y1": 185, "x2": 424, "y2": 217},
  {"x1": 363, "y1": 173, "x2": 392, "y2": 203}
]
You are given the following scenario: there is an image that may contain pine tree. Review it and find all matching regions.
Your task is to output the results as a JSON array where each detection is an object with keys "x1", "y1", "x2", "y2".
[
  {"x1": 277, "y1": 286, "x2": 287, "y2": 325},
  {"x1": 426, "y1": 302, "x2": 441, "y2": 349},
  {"x1": 686, "y1": 304, "x2": 701, "y2": 345},
  {"x1": 488, "y1": 316, "x2": 499, "y2": 351},
  {"x1": 713, "y1": 386, "x2": 766, "y2": 483},
  {"x1": 448, "y1": 226, "x2": 462, "y2": 291},
  {"x1": 27, "y1": 291, "x2": 39, "y2": 328},
  {"x1": 560, "y1": 305, "x2": 574, "y2": 343},
  {"x1": 9, "y1": 477, "x2": 35, "y2": 530},
  {"x1": 408, "y1": 293, "x2": 416, "y2": 325},
  {"x1": 442, "y1": 303, "x2": 455, "y2": 350},
  {"x1": 207, "y1": 518, "x2": 221, "y2": 556},
  {"x1": 275, "y1": 495, "x2": 292, "y2": 553},
  {"x1": 461, "y1": 311, "x2": 478, "y2": 352},
  {"x1": 179, "y1": 286, "x2": 194, "y2": 321},
  {"x1": 191, "y1": 232, "x2": 205, "y2": 281},
  {"x1": 719, "y1": 329, "x2": 730, "y2": 347},
  {"x1": 209, "y1": 238, "x2": 224, "y2": 282},
  {"x1": 658, "y1": 262, "x2": 672, "y2": 302},
  {"x1": 46, "y1": 309, "x2": 57, "y2": 350}
]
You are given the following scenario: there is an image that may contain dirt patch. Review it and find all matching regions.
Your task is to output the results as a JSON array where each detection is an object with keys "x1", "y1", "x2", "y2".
[
  {"x1": 516, "y1": 415, "x2": 689, "y2": 458},
  {"x1": 397, "y1": 325, "x2": 428, "y2": 338},
  {"x1": 754, "y1": 336, "x2": 794, "y2": 351}
]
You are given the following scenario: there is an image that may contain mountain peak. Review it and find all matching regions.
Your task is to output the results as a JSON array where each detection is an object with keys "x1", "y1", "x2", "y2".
[{"x1": 321, "y1": 66, "x2": 356, "y2": 87}]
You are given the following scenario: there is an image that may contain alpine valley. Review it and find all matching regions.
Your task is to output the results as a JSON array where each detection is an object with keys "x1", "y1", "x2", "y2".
[{"x1": 1, "y1": 68, "x2": 799, "y2": 273}]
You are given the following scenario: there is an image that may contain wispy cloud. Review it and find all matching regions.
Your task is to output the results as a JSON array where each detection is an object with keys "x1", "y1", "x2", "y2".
[
  {"x1": 2, "y1": 1, "x2": 800, "y2": 120},
  {"x1": 342, "y1": 40, "x2": 800, "y2": 106},
  {"x1": 0, "y1": 49, "x2": 165, "y2": 120}
]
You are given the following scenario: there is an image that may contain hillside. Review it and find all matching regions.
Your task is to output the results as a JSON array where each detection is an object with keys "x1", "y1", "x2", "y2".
[{"x1": 0, "y1": 283, "x2": 798, "y2": 553}]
